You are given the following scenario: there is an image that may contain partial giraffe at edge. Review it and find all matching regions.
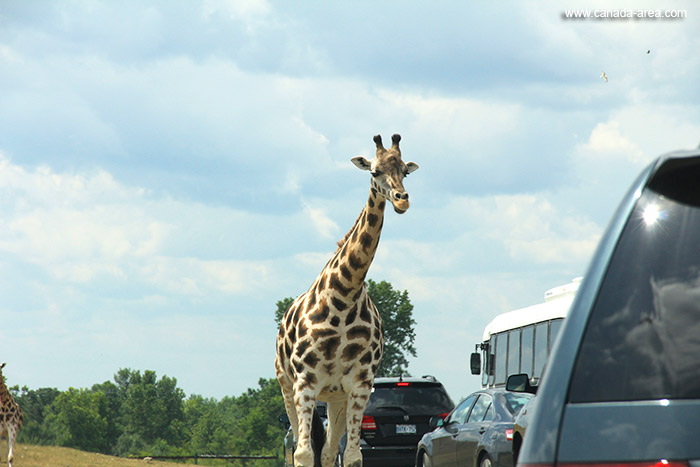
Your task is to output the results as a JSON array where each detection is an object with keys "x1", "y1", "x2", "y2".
[
  {"x1": 275, "y1": 133, "x2": 419, "y2": 467},
  {"x1": 0, "y1": 363, "x2": 23, "y2": 467}
]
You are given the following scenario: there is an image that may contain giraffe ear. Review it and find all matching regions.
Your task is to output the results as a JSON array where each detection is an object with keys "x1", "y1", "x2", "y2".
[
  {"x1": 406, "y1": 162, "x2": 419, "y2": 174},
  {"x1": 351, "y1": 156, "x2": 372, "y2": 171}
]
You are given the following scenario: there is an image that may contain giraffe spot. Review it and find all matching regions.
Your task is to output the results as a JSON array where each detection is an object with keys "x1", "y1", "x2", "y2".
[
  {"x1": 330, "y1": 273, "x2": 351, "y2": 296},
  {"x1": 352, "y1": 288, "x2": 363, "y2": 302},
  {"x1": 378, "y1": 200, "x2": 385, "y2": 210},
  {"x1": 359, "y1": 232, "x2": 373, "y2": 251},
  {"x1": 359, "y1": 302, "x2": 371, "y2": 323},
  {"x1": 297, "y1": 321, "x2": 308, "y2": 340},
  {"x1": 352, "y1": 401, "x2": 364, "y2": 411},
  {"x1": 307, "y1": 290, "x2": 317, "y2": 308},
  {"x1": 311, "y1": 328, "x2": 337, "y2": 340},
  {"x1": 343, "y1": 364, "x2": 355, "y2": 376},
  {"x1": 374, "y1": 348, "x2": 382, "y2": 361},
  {"x1": 373, "y1": 328, "x2": 381, "y2": 340},
  {"x1": 340, "y1": 265, "x2": 352, "y2": 281},
  {"x1": 303, "y1": 352, "x2": 320, "y2": 368},
  {"x1": 324, "y1": 363, "x2": 335, "y2": 375},
  {"x1": 370, "y1": 188, "x2": 377, "y2": 201},
  {"x1": 331, "y1": 296, "x2": 348, "y2": 312},
  {"x1": 330, "y1": 316, "x2": 340, "y2": 327},
  {"x1": 344, "y1": 305, "x2": 358, "y2": 325},
  {"x1": 298, "y1": 372, "x2": 317, "y2": 391},
  {"x1": 367, "y1": 213, "x2": 378, "y2": 227},
  {"x1": 372, "y1": 364, "x2": 379, "y2": 374},
  {"x1": 359, "y1": 351, "x2": 372, "y2": 365},
  {"x1": 317, "y1": 274, "x2": 327, "y2": 292},
  {"x1": 293, "y1": 360, "x2": 304, "y2": 374},
  {"x1": 295, "y1": 339, "x2": 311, "y2": 357},
  {"x1": 348, "y1": 326, "x2": 371, "y2": 341},
  {"x1": 342, "y1": 343, "x2": 364, "y2": 361},
  {"x1": 348, "y1": 252, "x2": 365, "y2": 270},
  {"x1": 319, "y1": 336, "x2": 340, "y2": 360},
  {"x1": 309, "y1": 301, "x2": 330, "y2": 323}
]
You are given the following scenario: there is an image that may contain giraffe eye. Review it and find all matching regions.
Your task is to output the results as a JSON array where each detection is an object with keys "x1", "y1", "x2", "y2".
[{"x1": 371, "y1": 170, "x2": 383, "y2": 177}]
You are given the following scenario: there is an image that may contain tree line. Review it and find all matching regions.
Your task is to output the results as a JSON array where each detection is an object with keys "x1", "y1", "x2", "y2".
[
  {"x1": 9, "y1": 279, "x2": 416, "y2": 465},
  {"x1": 11, "y1": 370, "x2": 286, "y2": 465}
]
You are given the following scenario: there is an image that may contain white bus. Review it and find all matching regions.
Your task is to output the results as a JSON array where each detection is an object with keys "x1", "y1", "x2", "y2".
[{"x1": 470, "y1": 278, "x2": 582, "y2": 388}]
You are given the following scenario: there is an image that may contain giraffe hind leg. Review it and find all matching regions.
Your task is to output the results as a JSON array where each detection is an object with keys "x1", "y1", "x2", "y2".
[{"x1": 322, "y1": 399, "x2": 347, "y2": 467}]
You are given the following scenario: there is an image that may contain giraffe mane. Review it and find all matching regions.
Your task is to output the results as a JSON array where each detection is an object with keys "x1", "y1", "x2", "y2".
[{"x1": 335, "y1": 208, "x2": 364, "y2": 252}]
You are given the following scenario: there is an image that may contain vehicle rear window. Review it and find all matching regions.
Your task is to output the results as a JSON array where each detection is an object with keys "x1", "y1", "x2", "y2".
[
  {"x1": 367, "y1": 383, "x2": 453, "y2": 413},
  {"x1": 502, "y1": 392, "x2": 532, "y2": 415},
  {"x1": 569, "y1": 159, "x2": 700, "y2": 402}
]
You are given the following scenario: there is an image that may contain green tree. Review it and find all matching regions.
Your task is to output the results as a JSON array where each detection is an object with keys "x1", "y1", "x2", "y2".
[
  {"x1": 43, "y1": 388, "x2": 110, "y2": 453},
  {"x1": 115, "y1": 369, "x2": 186, "y2": 455},
  {"x1": 274, "y1": 279, "x2": 417, "y2": 377},
  {"x1": 12, "y1": 386, "x2": 61, "y2": 445},
  {"x1": 367, "y1": 279, "x2": 417, "y2": 377},
  {"x1": 274, "y1": 297, "x2": 295, "y2": 326}
]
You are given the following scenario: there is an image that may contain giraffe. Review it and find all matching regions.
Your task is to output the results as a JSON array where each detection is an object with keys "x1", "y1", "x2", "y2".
[
  {"x1": 0, "y1": 363, "x2": 23, "y2": 467},
  {"x1": 275, "y1": 133, "x2": 419, "y2": 467}
]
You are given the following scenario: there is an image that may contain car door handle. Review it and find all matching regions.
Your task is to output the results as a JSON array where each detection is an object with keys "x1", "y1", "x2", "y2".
[{"x1": 478, "y1": 427, "x2": 487, "y2": 434}]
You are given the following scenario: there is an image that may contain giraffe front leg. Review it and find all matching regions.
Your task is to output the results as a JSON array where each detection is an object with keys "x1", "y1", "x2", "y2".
[
  {"x1": 343, "y1": 390, "x2": 371, "y2": 467},
  {"x1": 279, "y1": 375, "x2": 300, "y2": 442},
  {"x1": 7, "y1": 424, "x2": 17, "y2": 467},
  {"x1": 293, "y1": 381, "x2": 318, "y2": 467},
  {"x1": 322, "y1": 399, "x2": 347, "y2": 467}
]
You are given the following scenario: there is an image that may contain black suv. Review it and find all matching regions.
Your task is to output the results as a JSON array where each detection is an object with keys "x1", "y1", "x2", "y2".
[
  {"x1": 342, "y1": 375, "x2": 454, "y2": 467},
  {"x1": 516, "y1": 147, "x2": 700, "y2": 467}
]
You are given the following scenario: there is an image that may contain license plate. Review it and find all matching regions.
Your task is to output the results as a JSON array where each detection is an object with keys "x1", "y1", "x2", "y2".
[{"x1": 396, "y1": 424, "x2": 417, "y2": 434}]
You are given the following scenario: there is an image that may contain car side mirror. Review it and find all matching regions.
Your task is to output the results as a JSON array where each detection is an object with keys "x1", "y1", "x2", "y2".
[
  {"x1": 316, "y1": 403, "x2": 328, "y2": 419},
  {"x1": 279, "y1": 413, "x2": 291, "y2": 428},
  {"x1": 429, "y1": 416, "x2": 445, "y2": 429},
  {"x1": 470, "y1": 352, "x2": 481, "y2": 375},
  {"x1": 506, "y1": 373, "x2": 538, "y2": 395}
]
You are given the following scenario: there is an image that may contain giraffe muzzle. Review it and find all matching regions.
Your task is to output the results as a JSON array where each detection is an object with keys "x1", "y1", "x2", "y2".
[{"x1": 392, "y1": 191, "x2": 410, "y2": 213}]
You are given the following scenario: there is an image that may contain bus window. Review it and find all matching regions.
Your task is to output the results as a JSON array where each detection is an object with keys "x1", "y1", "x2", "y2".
[
  {"x1": 495, "y1": 332, "x2": 508, "y2": 385},
  {"x1": 534, "y1": 322, "x2": 548, "y2": 379},
  {"x1": 550, "y1": 318, "x2": 563, "y2": 350},
  {"x1": 508, "y1": 329, "x2": 520, "y2": 376},
  {"x1": 521, "y1": 325, "x2": 534, "y2": 378}
]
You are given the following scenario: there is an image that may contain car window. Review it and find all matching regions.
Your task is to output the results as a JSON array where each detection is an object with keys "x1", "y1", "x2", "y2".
[
  {"x1": 482, "y1": 401, "x2": 494, "y2": 421},
  {"x1": 502, "y1": 392, "x2": 532, "y2": 416},
  {"x1": 467, "y1": 394, "x2": 492, "y2": 423},
  {"x1": 450, "y1": 395, "x2": 477, "y2": 424},
  {"x1": 569, "y1": 173, "x2": 700, "y2": 403},
  {"x1": 367, "y1": 383, "x2": 453, "y2": 413}
]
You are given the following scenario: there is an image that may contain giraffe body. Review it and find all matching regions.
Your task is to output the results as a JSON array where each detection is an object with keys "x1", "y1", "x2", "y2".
[
  {"x1": 0, "y1": 363, "x2": 23, "y2": 467},
  {"x1": 276, "y1": 134, "x2": 418, "y2": 467}
]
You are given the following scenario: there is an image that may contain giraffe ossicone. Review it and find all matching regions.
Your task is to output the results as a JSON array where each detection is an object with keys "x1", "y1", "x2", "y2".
[
  {"x1": 275, "y1": 133, "x2": 419, "y2": 467},
  {"x1": 0, "y1": 363, "x2": 23, "y2": 467}
]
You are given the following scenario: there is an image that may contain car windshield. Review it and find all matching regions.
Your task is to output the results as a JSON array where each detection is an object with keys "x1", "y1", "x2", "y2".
[
  {"x1": 569, "y1": 160, "x2": 700, "y2": 402},
  {"x1": 367, "y1": 384, "x2": 452, "y2": 413},
  {"x1": 502, "y1": 392, "x2": 532, "y2": 416}
]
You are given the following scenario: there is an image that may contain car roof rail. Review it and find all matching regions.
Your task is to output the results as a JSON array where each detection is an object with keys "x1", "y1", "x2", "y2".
[{"x1": 421, "y1": 375, "x2": 438, "y2": 382}]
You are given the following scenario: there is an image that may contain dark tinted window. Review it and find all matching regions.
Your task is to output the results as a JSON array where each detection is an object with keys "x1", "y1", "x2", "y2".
[
  {"x1": 521, "y1": 325, "x2": 534, "y2": 377},
  {"x1": 569, "y1": 177, "x2": 700, "y2": 402},
  {"x1": 495, "y1": 333, "x2": 507, "y2": 385},
  {"x1": 367, "y1": 383, "x2": 453, "y2": 413},
  {"x1": 508, "y1": 329, "x2": 521, "y2": 375},
  {"x1": 533, "y1": 322, "x2": 548, "y2": 379}
]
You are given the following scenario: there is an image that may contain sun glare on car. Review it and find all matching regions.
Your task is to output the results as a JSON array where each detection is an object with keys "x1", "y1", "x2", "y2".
[{"x1": 642, "y1": 204, "x2": 662, "y2": 226}]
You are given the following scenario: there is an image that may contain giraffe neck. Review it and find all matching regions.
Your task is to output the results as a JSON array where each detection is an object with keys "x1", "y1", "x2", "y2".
[{"x1": 322, "y1": 185, "x2": 386, "y2": 297}]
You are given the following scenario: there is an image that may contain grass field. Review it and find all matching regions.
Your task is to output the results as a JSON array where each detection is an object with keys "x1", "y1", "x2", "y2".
[{"x1": 3, "y1": 444, "x2": 181, "y2": 467}]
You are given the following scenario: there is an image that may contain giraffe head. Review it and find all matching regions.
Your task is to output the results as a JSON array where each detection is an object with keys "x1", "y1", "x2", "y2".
[{"x1": 351, "y1": 134, "x2": 419, "y2": 214}]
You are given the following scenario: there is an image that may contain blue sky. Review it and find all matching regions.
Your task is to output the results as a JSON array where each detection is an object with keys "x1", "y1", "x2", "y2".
[{"x1": 1, "y1": 1, "x2": 699, "y2": 402}]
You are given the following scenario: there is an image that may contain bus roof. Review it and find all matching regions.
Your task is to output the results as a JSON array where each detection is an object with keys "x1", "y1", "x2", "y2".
[{"x1": 482, "y1": 278, "x2": 582, "y2": 341}]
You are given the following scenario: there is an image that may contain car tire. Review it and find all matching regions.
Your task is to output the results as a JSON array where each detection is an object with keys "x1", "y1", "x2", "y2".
[
  {"x1": 422, "y1": 452, "x2": 433, "y2": 467},
  {"x1": 479, "y1": 453, "x2": 492, "y2": 467}
]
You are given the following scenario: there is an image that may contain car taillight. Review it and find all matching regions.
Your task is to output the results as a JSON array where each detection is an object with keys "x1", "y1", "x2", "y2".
[
  {"x1": 505, "y1": 428, "x2": 514, "y2": 441},
  {"x1": 361, "y1": 415, "x2": 377, "y2": 431},
  {"x1": 519, "y1": 461, "x2": 689, "y2": 467}
]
